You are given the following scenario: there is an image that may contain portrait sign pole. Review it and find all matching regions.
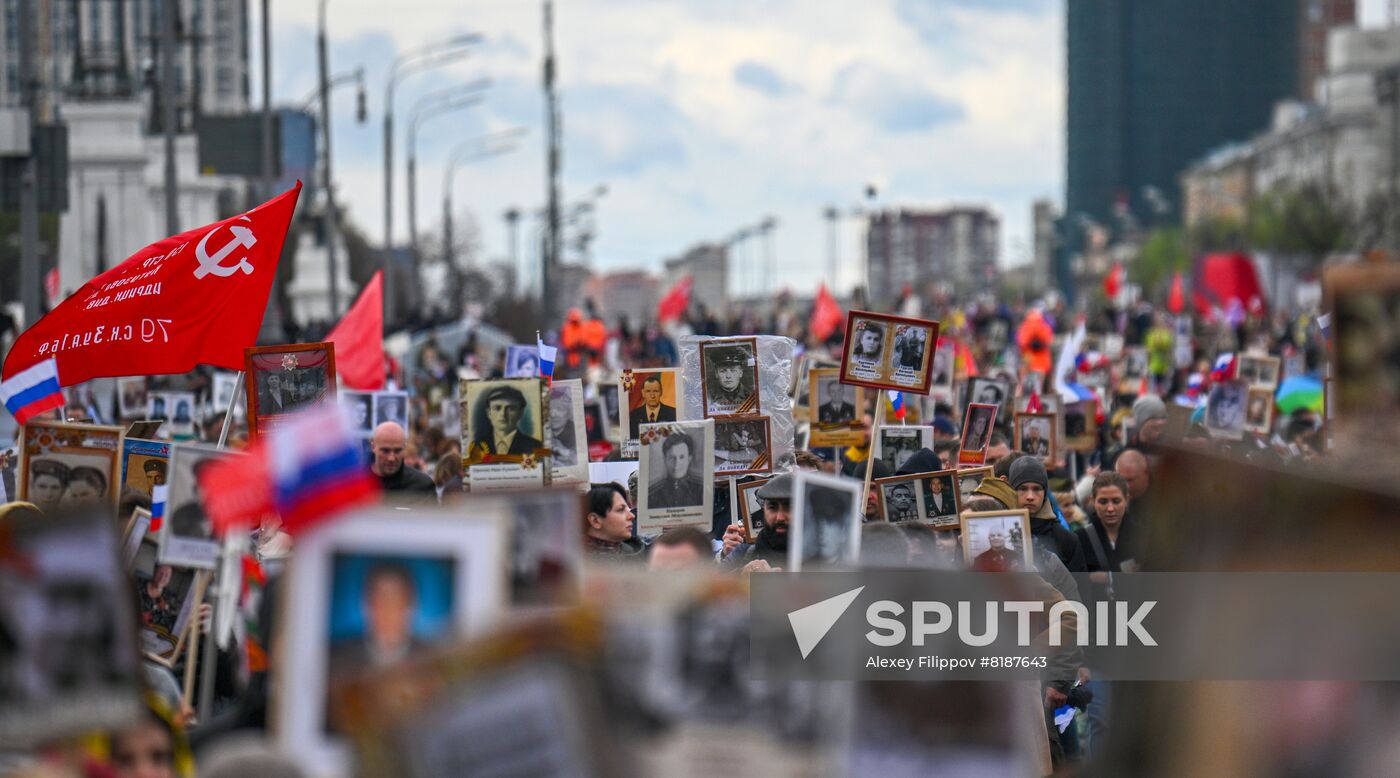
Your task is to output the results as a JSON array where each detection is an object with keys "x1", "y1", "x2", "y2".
[
  {"x1": 861, "y1": 398, "x2": 886, "y2": 519},
  {"x1": 181, "y1": 572, "x2": 211, "y2": 709},
  {"x1": 199, "y1": 370, "x2": 243, "y2": 720},
  {"x1": 728, "y1": 475, "x2": 739, "y2": 539}
]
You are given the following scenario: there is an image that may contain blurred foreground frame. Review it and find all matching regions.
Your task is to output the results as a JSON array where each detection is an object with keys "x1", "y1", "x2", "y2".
[{"x1": 1103, "y1": 444, "x2": 1400, "y2": 777}]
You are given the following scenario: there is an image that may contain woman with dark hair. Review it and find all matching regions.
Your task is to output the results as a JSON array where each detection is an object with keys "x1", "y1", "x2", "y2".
[{"x1": 583, "y1": 482, "x2": 642, "y2": 559}]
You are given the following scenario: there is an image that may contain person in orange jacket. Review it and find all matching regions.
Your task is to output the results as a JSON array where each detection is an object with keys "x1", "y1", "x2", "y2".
[{"x1": 1018, "y1": 308, "x2": 1054, "y2": 377}]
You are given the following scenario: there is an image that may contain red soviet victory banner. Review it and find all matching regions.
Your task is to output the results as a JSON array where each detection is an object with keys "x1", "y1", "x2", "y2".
[{"x1": 2, "y1": 183, "x2": 302, "y2": 386}]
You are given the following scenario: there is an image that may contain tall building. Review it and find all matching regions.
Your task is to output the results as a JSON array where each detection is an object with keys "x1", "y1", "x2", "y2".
[
  {"x1": 0, "y1": 0, "x2": 250, "y2": 119},
  {"x1": 1300, "y1": 0, "x2": 1357, "y2": 99},
  {"x1": 865, "y1": 206, "x2": 1000, "y2": 310},
  {"x1": 1065, "y1": 1, "x2": 1310, "y2": 240}
]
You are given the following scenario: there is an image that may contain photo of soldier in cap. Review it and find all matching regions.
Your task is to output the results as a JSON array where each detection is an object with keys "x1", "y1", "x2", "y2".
[
  {"x1": 18, "y1": 421, "x2": 123, "y2": 513},
  {"x1": 467, "y1": 381, "x2": 545, "y2": 457},
  {"x1": 637, "y1": 419, "x2": 715, "y2": 532},
  {"x1": 120, "y1": 439, "x2": 170, "y2": 501},
  {"x1": 700, "y1": 338, "x2": 760, "y2": 417}
]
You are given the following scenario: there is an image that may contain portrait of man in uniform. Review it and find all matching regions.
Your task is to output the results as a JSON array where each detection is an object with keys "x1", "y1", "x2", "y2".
[
  {"x1": 701, "y1": 340, "x2": 759, "y2": 416},
  {"x1": 648, "y1": 431, "x2": 704, "y2": 509}
]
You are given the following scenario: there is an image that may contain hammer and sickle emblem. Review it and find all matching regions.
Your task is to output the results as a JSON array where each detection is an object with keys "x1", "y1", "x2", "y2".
[{"x1": 194, "y1": 215, "x2": 258, "y2": 279}]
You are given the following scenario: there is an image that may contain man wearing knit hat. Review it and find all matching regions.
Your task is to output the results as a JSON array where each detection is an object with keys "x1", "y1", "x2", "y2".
[
  {"x1": 1009, "y1": 457, "x2": 1086, "y2": 572},
  {"x1": 1129, "y1": 394, "x2": 1167, "y2": 449}
]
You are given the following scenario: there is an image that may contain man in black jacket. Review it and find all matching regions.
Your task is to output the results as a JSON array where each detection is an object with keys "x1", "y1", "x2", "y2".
[
  {"x1": 371, "y1": 422, "x2": 436, "y2": 498},
  {"x1": 720, "y1": 473, "x2": 793, "y2": 572}
]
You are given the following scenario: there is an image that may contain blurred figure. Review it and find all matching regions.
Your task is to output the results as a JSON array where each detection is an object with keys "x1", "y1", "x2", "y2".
[
  {"x1": 583, "y1": 482, "x2": 642, "y2": 559},
  {"x1": 647, "y1": 527, "x2": 714, "y2": 571}
]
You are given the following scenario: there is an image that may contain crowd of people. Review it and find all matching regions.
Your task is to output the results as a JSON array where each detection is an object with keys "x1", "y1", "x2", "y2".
[{"x1": 0, "y1": 285, "x2": 1339, "y2": 777}]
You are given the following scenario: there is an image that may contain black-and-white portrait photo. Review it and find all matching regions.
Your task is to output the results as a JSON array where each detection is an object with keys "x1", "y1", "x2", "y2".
[
  {"x1": 875, "y1": 427, "x2": 928, "y2": 472},
  {"x1": 510, "y1": 492, "x2": 582, "y2": 607},
  {"x1": 343, "y1": 391, "x2": 374, "y2": 433},
  {"x1": 892, "y1": 324, "x2": 928, "y2": 371},
  {"x1": 547, "y1": 380, "x2": 588, "y2": 482},
  {"x1": 816, "y1": 376, "x2": 856, "y2": 424},
  {"x1": 1206, "y1": 380, "x2": 1246, "y2": 439},
  {"x1": 1245, "y1": 387, "x2": 1273, "y2": 433},
  {"x1": 957, "y1": 468, "x2": 991, "y2": 504},
  {"x1": 713, "y1": 415, "x2": 771, "y2": 475},
  {"x1": 374, "y1": 391, "x2": 410, "y2": 429},
  {"x1": 160, "y1": 445, "x2": 232, "y2": 569},
  {"x1": 646, "y1": 430, "x2": 705, "y2": 509},
  {"x1": 701, "y1": 339, "x2": 760, "y2": 416},
  {"x1": 881, "y1": 481, "x2": 920, "y2": 522},
  {"x1": 961, "y1": 403, "x2": 998, "y2": 456},
  {"x1": 19, "y1": 422, "x2": 121, "y2": 513},
  {"x1": 211, "y1": 371, "x2": 240, "y2": 413},
  {"x1": 465, "y1": 380, "x2": 545, "y2": 458},
  {"x1": 932, "y1": 343, "x2": 954, "y2": 388},
  {"x1": 791, "y1": 473, "x2": 861, "y2": 571},
  {"x1": 255, "y1": 367, "x2": 328, "y2": 416},
  {"x1": 117, "y1": 376, "x2": 149, "y2": 419},
  {"x1": 1016, "y1": 413, "x2": 1054, "y2": 459},
  {"x1": 147, "y1": 393, "x2": 168, "y2": 421},
  {"x1": 850, "y1": 319, "x2": 886, "y2": 366},
  {"x1": 504, "y1": 345, "x2": 541, "y2": 379},
  {"x1": 968, "y1": 377, "x2": 1008, "y2": 410}
]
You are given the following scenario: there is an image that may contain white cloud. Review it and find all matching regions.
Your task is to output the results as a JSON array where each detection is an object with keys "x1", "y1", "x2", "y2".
[{"x1": 264, "y1": 0, "x2": 1063, "y2": 297}]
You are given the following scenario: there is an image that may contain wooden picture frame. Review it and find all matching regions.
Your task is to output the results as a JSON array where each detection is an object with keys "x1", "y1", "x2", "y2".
[
  {"x1": 874, "y1": 468, "x2": 962, "y2": 529},
  {"x1": 17, "y1": 420, "x2": 123, "y2": 512},
  {"x1": 735, "y1": 476, "x2": 773, "y2": 543},
  {"x1": 839, "y1": 310, "x2": 940, "y2": 394},
  {"x1": 957, "y1": 402, "x2": 999, "y2": 466},
  {"x1": 1244, "y1": 386, "x2": 1275, "y2": 435},
  {"x1": 1014, "y1": 411, "x2": 1057, "y2": 463},
  {"x1": 244, "y1": 342, "x2": 337, "y2": 441},
  {"x1": 808, "y1": 366, "x2": 867, "y2": 447}
]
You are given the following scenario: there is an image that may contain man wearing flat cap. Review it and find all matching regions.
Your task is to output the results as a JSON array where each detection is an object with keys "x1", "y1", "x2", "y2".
[
  {"x1": 28, "y1": 458, "x2": 69, "y2": 512},
  {"x1": 471, "y1": 384, "x2": 543, "y2": 456},
  {"x1": 720, "y1": 472, "x2": 793, "y2": 571},
  {"x1": 706, "y1": 345, "x2": 755, "y2": 413}
]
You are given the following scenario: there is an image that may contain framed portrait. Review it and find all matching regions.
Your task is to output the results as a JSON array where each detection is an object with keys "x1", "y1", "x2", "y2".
[
  {"x1": 146, "y1": 391, "x2": 169, "y2": 422},
  {"x1": 119, "y1": 438, "x2": 170, "y2": 501},
  {"x1": 18, "y1": 420, "x2": 122, "y2": 512},
  {"x1": 839, "y1": 310, "x2": 939, "y2": 394},
  {"x1": 875, "y1": 470, "x2": 961, "y2": 529},
  {"x1": 372, "y1": 390, "x2": 410, "y2": 430},
  {"x1": 503, "y1": 489, "x2": 584, "y2": 608},
  {"x1": 1237, "y1": 354, "x2": 1281, "y2": 390},
  {"x1": 636, "y1": 419, "x2": 715, "y2": 534},
  {"x1": 244, "y1": 342, "x2": 337, "y2": 440},
  {"x1": 121, "y1": 506, "x2": 152, "y2": 570},
  {"x1": 1014, "y1": 412, "x2": 1057, "y2": 462},
  {"x1": 117, "y1": 376, "x2": 149, "y2": 419},
  {"x1": 700, "y1": 337, "x2": 761, "y2": 417},
  {"x1": 734, "y1": 476, "x2": 771, "y2": 543},
  {"x1": 504, "y1": 344, "x2": 542, "y2": 378},
  {"x1": 1205, "y1": 380, "x2": 1248, "y2": 440},
  {"x1": 546, "y1": 379, "x2": 589, "y2": 484},
  {"x1": 957, "y1": 402, "x2": 999, "y2": 466},
  {"x1": 965, "y1": 376, "x2": 1011, "y2": 415},
  {"x1": 461, "y1": 377, "x2": 551, "y2": 492},
  {"x1": 277, "y1": 509, "x2": 507, "y2": 777},
  {"x1": 165, "y1": 391, "x2": 197, "y2": 438},
  {"x1": 713, "y1": 414, "x2": 773, "y2": 476},
  {"x1": 0, "y1": 509, "x2": 144, "y2": 749},
  {"x1": 582, "y1": 399, "x2": 609, "y2": 445},
  {"x1": 788, "y1": 470, "x2": 862, "y2": 572},
  {"x1": 1065, "y1": 400, "x2": 1099, "y2": 452},
  {"x1": 930, "y1": 340, "x2": 955, "y2": 395},
  {"x1": 619, "y1": 368, "x2": 682, "y2": 458},
  {"x1": 960, "y1": 509, "x2": 1033, "y2": 571},
  {"x1": 341, "y1": 391, "x2": 375, "y2": 435},
  {"x1": 1244, "y1": 387, "x2": 1275, "y2": 435},
  {"x1": 1123, "y1": 347, "x2": 1149, "y2": 379},
  {"x1": 159, "y1": 444, "x2": 239, "y2": 569},
  {"x1": 955, "y1": 466, "x2": 993, "y2": 505},
  {"x1": 135, "y1": 562, "x2": 208, "y2": 667},
  {"x1": 808, "y1": 366, "x2": 866, "y2": 448},
  {"x1": 1036, "y1": 393, "x2": 1065, "y2": 447},
  {"x1": 598, "y1": 382, "x2": 621, "y2": 439},
  {"x1": 873, "y1": 425, "x2": 933, "y2": 473},
  {"x1": 210, "y1": 371, "x2": 240, "y2": 414}
]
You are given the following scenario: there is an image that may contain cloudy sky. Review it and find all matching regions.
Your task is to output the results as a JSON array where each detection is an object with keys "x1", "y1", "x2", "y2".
[{"x1": 258, "y1": 0, "x2": 1392, "y2": 298}]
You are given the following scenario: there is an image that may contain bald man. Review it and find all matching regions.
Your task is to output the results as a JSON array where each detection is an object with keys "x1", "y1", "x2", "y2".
[
  {"x1": 371, "y1": 422, "x2": 437, "y2": 498},
  {"x1": 1114, "y1": 448, "x2": 1152, "y2": 564}
]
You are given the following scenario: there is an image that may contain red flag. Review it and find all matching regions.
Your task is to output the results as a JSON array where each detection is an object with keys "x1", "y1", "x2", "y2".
[
  {"x1": 2, "y1": 184, "x2": 302, "y2": 386},
  {"x1": 1167, "y1": 272, "x2": 1185, "y2": 314},
  {"x1": 1193, "y1": 252, "x2": 1266, "y2": 318},
  {"x1": 200, "y1": 450, "x2": 275, "y2": 536},
  {"x1": 1026, "y1": 391, "x2": 1043, "y2": 413},
  {"x1": 1103, "y1": 262, "x2": 1123, "y2": 299},
  {"x1": 657, "y1": 276, "x2": 693, "y2": 323},
  {"x1": 810, "y1": 283, "x2": 844, "y2": 342},
  {"x1": 325, "y1": 271, "x2": 385, "y2": 390}
]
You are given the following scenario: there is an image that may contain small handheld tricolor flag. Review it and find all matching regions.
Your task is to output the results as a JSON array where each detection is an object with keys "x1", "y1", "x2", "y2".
[
  {"x1": 1211, "y1": 352, "x2": 1236, "y2": 383},
  {"x1": 0, "y1": 357, "x2": 64, "y2": 426},
  {"x1": 536, "y1": 334, "x2": 557, "y2": 384},
  {"x1": 887, "y1": 390, "x2": 906, "y2": 421},
  {"x1": 151, "y1": 483, "x2": 169, "y2": 532}
]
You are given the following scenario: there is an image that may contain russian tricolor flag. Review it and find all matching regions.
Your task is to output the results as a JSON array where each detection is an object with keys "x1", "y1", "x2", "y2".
[
  {"x1": 537, "y1": 336, "x2": 557, "y2": 383},
  {"x1": 0, "y1": 357, "x2": 64, "y2": 426},
  {"x1": 151, "y1": 484, "x2": 169, "y2": 532},
  {"x1": 269, "y1": 405, "x2": 380, "y2": 533},
  {"x1": 1211, "y1": 353, "x2": 1236, "y2": 383},
  {"x1": 887, "y1": 390, "x2": 906, "y2": 421}
]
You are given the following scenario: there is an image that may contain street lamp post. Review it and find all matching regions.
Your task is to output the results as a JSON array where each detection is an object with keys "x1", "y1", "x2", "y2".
[
  {"x1": 441, "y1": 128, "x2": 527, "y2": 269},
  {"x1": 382, "y1": 34, "x2": 481, "y2": 328},
  {"x1": 406, "y1": 80, "x2": 490, "y2": 265}
]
